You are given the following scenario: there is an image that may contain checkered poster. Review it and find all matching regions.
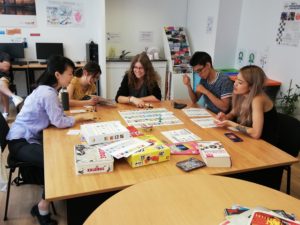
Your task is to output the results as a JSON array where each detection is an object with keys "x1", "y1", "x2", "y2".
[{"x1": 276, "y1": 1, "x2": 300, "y2": 47}]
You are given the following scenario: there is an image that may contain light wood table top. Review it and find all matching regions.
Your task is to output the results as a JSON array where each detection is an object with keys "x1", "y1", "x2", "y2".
[
  {"x1": 11, "y1": 61, "x2": 86, "y2": 69},
  {"x1": 44, "y1": 101, "x2": 298, "y2": 201},
  {"x1": 27, "y1": 61, "x2": 85, "y2": 69},
  {"x1": 84, "y1": 174, "x2": 300, "y2": 225}
]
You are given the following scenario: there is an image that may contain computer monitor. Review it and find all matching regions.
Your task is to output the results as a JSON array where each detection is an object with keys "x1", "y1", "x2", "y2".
[
  {"x1": 0, "y1": 43, "x2": 25, "y2": 60},
  {"x1": 36, "y1": 43, "x2": 64, "y2": 60}
]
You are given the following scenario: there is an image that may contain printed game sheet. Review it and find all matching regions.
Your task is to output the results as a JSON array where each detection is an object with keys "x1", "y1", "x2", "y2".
[
  {"x1": 161, "y1": 128, "x2": 201, "y2": 143},
  {"x1": 100, "y1": 137, "x2": 151, "y2": 159},
  {"x1": 119, "y1": 108, "x2": 183, "y2": 128},
  {"x1": 182, "y1": 108, "x2": 211, "y2": 117},
  {"x1": 191, "y1": 117, "x2": 217, "y2": 128}
]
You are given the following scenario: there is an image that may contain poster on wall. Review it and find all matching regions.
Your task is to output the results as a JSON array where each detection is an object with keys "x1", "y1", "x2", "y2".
[
  {"x1": 0, "y1": 0, "x2": 36, "y2": 27},
  {"x1": 276, "y1": 1, "x2": 300, "y2": 47},
  {"x1": 46, "y1": 0, "x2": 84, "y2": 27}
]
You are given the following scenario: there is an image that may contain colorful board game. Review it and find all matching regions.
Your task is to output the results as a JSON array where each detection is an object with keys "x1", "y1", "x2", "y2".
[{"x1": 118, "y1": 108, "x2": 183, "y2": 128}]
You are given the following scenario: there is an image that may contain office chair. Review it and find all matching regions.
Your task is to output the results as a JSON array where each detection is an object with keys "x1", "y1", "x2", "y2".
[
  {"x1": 0, "y1": 113, "x2": 56, "y2": 221},
  {"x1": 276, "y1": 113, "x2": 300, "y2": 195}
]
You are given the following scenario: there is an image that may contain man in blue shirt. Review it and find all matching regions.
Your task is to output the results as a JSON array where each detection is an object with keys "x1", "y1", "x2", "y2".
[{"x1": 183, "y1": 51, "x2": 233, "y2": 113}]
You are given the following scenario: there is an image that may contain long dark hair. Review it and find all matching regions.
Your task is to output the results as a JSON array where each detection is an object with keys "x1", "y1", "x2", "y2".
[
  {"x1": 74, "y1": 61, "x2": 101, "y2": 78},
  {"x1": 127, "y1": 52, "x2": 160, "y2": 91},
  {"x1": 36, "y1": 55, "x2": 75, "y2": 87}
]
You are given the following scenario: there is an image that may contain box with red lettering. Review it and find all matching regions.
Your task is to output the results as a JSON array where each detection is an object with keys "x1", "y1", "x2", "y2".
[{"x1": 74, "y1": 144, "x2": 114, "y2": 175}]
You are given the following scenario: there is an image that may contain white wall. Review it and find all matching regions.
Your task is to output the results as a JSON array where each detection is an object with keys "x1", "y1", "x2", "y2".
[
  {"x1": 186, "y1": 0, "x2": 220, "y2": 59},
  {"x1": 106, "y1": 0, "x2": 188, "y2": 58},
  {"x1": 186, "y1": 0, "x2": 242, "y2": 68},
  {"x1": 0, "y1": 0, "x2": 99, "y2": 61},
  {"x1": 214, "y1": 0, "x2": 242, "y2": 68},
  {"x1": 0, "y1": 0, "x2": 106, "y2": 97},
  {"x1": 236, "y1": 0, "x2": 300, "y2": 117}
]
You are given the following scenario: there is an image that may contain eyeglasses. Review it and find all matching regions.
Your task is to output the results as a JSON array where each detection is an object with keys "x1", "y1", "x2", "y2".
[
  {"x1": 134, "y1": 66, "x2": 144, "y2": 70},
  {"x1": 194, "y1": 65, "x2": 206, "y2": 74}
]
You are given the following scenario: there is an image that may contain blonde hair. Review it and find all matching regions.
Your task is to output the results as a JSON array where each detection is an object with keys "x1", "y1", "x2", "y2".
[{"x1": 233, "y1": 65, "x2": 266, "y2": 126}]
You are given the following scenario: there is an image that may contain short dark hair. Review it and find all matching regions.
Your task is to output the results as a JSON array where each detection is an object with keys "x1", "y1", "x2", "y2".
[
  {"x1": 0, "y1": 51, "x2": 11, "y2": 63},
  {"x1": 36, "y1": 55, "x2": 75, "y2": 87},
  {"x1": 74, "y1": 61, "x2": 101, "y2": 78},
  {"x1": 189, "y1": 51, "x2": 213, "y2": 67}
]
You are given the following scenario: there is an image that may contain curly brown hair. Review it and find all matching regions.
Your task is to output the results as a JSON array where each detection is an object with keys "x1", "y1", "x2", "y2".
[{"x1": 127, "y1": 52, "x2": 160, "y2": 91}]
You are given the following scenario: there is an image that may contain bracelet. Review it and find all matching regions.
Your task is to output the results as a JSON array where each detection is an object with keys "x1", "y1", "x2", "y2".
[{"x1": 128, "y1": 96, "x2": 132, "y2": 103}]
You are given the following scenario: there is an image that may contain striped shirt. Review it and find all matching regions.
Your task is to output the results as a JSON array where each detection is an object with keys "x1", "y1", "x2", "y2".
[{"x1": 200, "y1": 72, "x2": 233, "y2": 113}]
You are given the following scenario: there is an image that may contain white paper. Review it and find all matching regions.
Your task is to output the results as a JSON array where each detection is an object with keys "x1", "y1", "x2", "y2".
[
  {"x1": 139, "y1": 31, "x2": 153, "y2": 42},
  {"x1": 182, "y1": 108, "x2": 211, "y2": 117},
  {"x1": 191, "y1": 117, "x2": 217, "y2": 128},
  {"x1": 119, "y1": 108, "x2": 183, "y2": 128},
  {"x1": 69, "y1": 109, "x2": 86, "y2": 114},
  {"x1": 100, "y1": 138, "x2": 151, "y2": 159},
  {"x1": 161, "y1": 129, "x2": 201, "y2": 143},
  {"x1": 67, "y1": 130, "x2": 81, "y2": 135}
]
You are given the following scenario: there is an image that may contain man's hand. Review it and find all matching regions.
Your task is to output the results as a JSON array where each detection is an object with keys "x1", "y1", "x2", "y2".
[
  {"x1": 196, "y1": 84, "x2": 208, "y2": 95},
  {"x1": 182, "y1": 74, "x2": 191, "y2": 86}
]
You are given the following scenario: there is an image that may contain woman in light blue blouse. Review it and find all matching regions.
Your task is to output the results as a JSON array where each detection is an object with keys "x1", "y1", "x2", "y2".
[{"x1": 7, "y1": 55, "x2": 93, "y2": 225}]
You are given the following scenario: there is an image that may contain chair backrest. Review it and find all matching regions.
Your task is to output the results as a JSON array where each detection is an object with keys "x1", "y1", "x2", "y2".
[
  {"x1": 277, "y1": 113, "x2": 300, "y2": 157},
  {"x1": 0, "y1": 113, "x2": 9, "y2": 152}
]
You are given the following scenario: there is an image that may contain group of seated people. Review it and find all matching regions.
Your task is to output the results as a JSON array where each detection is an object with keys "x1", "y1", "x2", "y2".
[{"x1": 2, "y1": 51, "x2": 280, "y2": 225}]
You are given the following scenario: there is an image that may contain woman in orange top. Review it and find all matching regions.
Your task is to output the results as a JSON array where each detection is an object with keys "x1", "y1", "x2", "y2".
[{"x1": 67, "y1": 61, "x2": 101, "y2": 106}]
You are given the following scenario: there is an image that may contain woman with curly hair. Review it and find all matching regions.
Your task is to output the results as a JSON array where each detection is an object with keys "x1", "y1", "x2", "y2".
[{"x1": 115, "y1": 52, "x2": 161, "y2": 108}]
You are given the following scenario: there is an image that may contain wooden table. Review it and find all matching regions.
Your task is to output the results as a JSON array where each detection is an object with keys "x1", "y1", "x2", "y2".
[
  {"x1": 44, "y1": 101, "x2": 298, "y2": 202},
  {"x1": 84, "y1": 174, "x2": 300, "y2": 225}
]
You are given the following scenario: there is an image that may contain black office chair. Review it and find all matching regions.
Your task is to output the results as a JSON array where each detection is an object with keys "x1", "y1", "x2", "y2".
[
  {"x1": 0, "y1": 113, "x2": 56, "y2": 221},
  {"x1": 276, "y1": 113, "x2": 300, "y2": 194}
]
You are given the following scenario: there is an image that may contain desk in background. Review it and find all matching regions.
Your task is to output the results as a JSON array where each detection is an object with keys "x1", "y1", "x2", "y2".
[
  {"x1": 43, "y1": 101, "x2": 298, "y2": 224},
  {"x1": 12, "y1": 61, "x2": 87, "y2": 95},
  {"x1": 84, "y1": 175, "x2": 300, "y2": 225}
]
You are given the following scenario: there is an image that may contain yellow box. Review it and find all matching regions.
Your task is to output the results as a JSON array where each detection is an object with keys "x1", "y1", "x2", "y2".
[{"x1": 126, "y1": 135, "x2": 170, "y2": 168}]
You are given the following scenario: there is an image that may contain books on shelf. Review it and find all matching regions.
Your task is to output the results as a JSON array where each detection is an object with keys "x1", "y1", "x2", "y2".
[
  {"x1": 163, "y1": 26, "x2": 192, "y2": 74},
  {"x1": 74, "y1": 144, "x2": 114, "y2": 175},
  {"x1": 196, "y1": 141, "x2": 231, "y2": 167},
  {"x1": 80, "y1": 121, "x2": 130, "y2": 145}
]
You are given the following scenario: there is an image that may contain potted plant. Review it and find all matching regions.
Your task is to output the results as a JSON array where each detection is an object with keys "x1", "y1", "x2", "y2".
[{"x1": 277, "y1": 80, "x2": 300, "y2": 115}]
